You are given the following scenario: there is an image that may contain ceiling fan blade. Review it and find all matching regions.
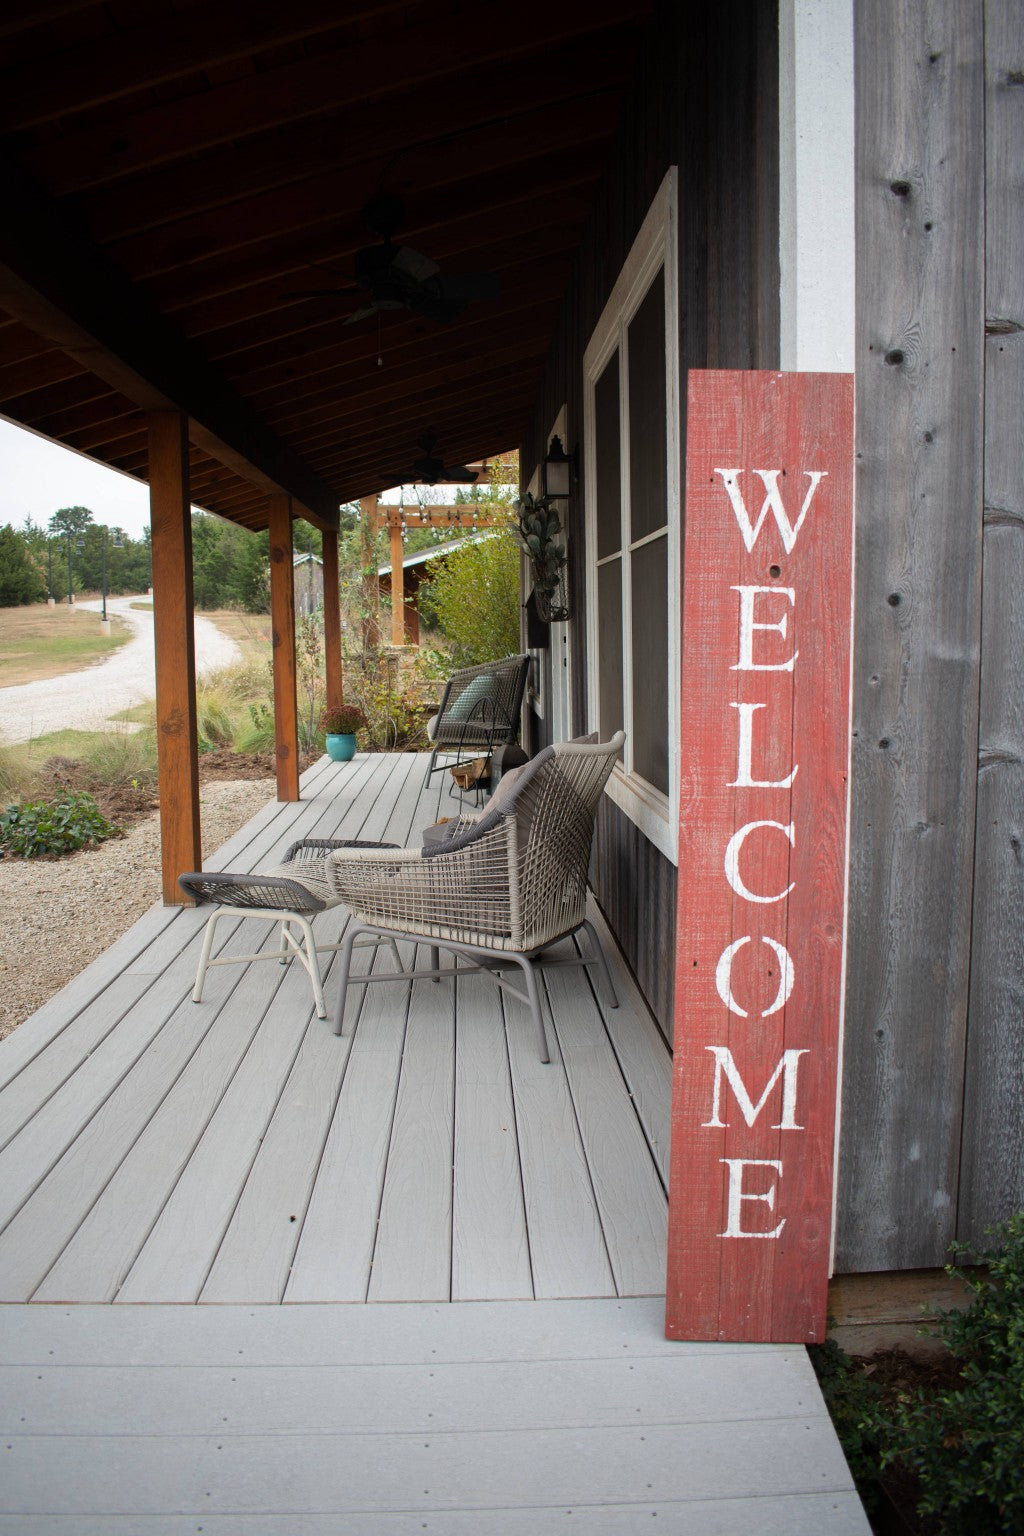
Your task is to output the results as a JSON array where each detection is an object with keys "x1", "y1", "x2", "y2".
[
  {"x1": 392, "y1": 245, "x2": 440, "y2": 283},
  {"x1": 445, "y1": 465, "x2": 479, "y2": 483},
  {"x1": 344, "y1": 303, "x2": 378, "y2": 325}
]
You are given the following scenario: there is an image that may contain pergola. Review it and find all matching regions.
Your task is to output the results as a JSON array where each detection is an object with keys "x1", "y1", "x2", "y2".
[{"x1": 0, "y1": 0, "x2": 653, "y2": 900}]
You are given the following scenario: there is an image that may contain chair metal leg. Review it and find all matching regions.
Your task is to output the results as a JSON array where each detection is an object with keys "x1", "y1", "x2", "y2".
[
  {"x1": 511, "y1": 953, "x2": 551, "y2": 1064},
  {"x1": 429, "y1": 944, "x2": 440, "y2": 981},
  {"x1": 278, "y1": 920, "x2": 293, "y2": 965},
  {"x1": 192, "y1": 909, "x2": 222, "y2": 1003},
  {"x1": 580, "y1": 919, "x2": 619, "y2": 1008},
  {"x1": 332, "y1": 923, "x2": 362, "y2": 1037},
  {"x1": 296, "y1": 914, "x2": 327, "y2": 1019}
]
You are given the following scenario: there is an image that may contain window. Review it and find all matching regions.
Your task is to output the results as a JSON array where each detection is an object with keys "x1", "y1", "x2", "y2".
[{"x1": 583, "y1": 169, "x2": 680, "y2": 862}]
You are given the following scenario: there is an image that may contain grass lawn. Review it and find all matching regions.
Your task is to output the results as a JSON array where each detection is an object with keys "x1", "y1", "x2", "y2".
[{"x1": 0, "y1": 604, "x2": 129, "y2": 687}]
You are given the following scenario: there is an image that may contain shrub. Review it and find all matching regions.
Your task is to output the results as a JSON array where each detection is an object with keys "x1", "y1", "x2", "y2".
[
  {"x1": 808, "y1": 1336, "x2": 885, "y2": 1515},
  {"x1": 880, "y1": 1213, "x2": 1024, "y2": 1533},
  {"x1": 78, "y1": 729, "x2": 159, "y2": 793},
  {"x1": 343, "y1": 648, "x2": 441, "y2": 751},
  {"x1": 0, "y1": 791, "x2": 121, "y2": 857}
]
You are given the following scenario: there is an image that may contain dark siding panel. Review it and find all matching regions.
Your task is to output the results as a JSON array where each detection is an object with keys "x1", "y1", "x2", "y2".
[
  {"x1": 594, "y1": 797, "x2": 675, "y2": 1043},
  {"x1": 837, "y1": 0, "x2": 986, "y2": 1271},
  {"x1": 522, "y1": 0, "x2": 779, "y2": 1031},
  {"x1": 958, "y1": 0, "x2": 1024, "y2": 1245}
]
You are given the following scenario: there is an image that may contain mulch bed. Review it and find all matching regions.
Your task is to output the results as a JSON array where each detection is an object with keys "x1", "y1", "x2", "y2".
[
  {"x1": 845, "y1": 1348, "x2": 966, "y2": 1535},
  {"x1": 32, "y1": 747, "x2": 301, "y2": 834}
]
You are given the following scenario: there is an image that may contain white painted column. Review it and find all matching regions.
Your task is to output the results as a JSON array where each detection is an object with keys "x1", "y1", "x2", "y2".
[{"x1": 778, "y1": 0, "x2": 856, "y2": 372}]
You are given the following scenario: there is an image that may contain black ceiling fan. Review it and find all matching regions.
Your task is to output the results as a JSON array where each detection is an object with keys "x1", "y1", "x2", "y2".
[
  {"x1": 296, "y1": 197, "x2": 500, "y2": 325},
  {"x1": 398, "y1": 433, "x2": 479, "y2": 486}
]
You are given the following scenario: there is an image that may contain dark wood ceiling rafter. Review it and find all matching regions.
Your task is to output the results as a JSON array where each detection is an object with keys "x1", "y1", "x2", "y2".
[
  {"x1": 0, "y1": 371, "x2": 120, "y2": 427},
  {"x1": 0, "y1": 1, "x2": 658, "y2": 533},
  {"x1": 148, "y1": 155, "x2": 606, "y2": 316},
  {"x1": 22, "y1": 0, "x2": 644, "y2": 196},
  {"x1": 0, "y1": 1, "x2": 101, "y2": 43},
  {"x1": 275, "y1": 344, "x2": 552, "y2": 455},
  {"x1": 0, "y1": 159, "x2": 342, "y2": 530},
  {"x1": 0, "y1": 0, "x2": 416, "y2": 133},
  {"x1": 215, "y1": 264, "x2": 573, "y2": 397},
  {"x1": 229, "y1": 277, "x2": 569, "y2": 409},
  {"x1": 174, "y1": 195, "x2": 594, "y2": 352},
  {"x1": 80, "y1": 29, "x2": 636, "y2": 247},
  {"x1": 21, "y1": 389, "x2": 141, "y2": 443},
  {"x1": 104, "y1": 97, "x2": 616, "y2": 289}
]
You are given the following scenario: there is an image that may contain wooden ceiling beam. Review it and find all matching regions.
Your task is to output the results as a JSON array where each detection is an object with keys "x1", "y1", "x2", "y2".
[
  {"x1": 176, "y1": 197, "x2": 591, "y2": 347},
  {"x1": 24, "y1": 390, "x2": 140, "y2": 441},
  {"x1": 0, "y1": 2, "x2": 99, "y2": 41},
  {"x1": 230, "y1": 279, "x2": 566, "y2": 404},
  {"x1": 149, "y1": 158, "x2": 604, "y2": 314},
  {"x1": 83, "y1": 30, "x2": 635, "y2": 245},
  {"x1": 0, "y1": 159, "x2": 341, "y2": 529},
  {"x1": 0, "y1": 347, "x2": 85, "y2": 403},
  {"x1": 24, "y1": 0, "x2": 647, "y2": 193},
  {"x1": 106, "y1": 96, "x2": 614, "y2": 283},
  {"x1": 276, "y1": 343, "x2": 550, "y2": 450},
  {"x1": 0, "y1": 373, "x2": 119, "y2": 427},
  {"x1": 215, "y1": 264, "x2": 571, "y2": 391},
  {"x1": 307, "y1": 390, "x2": 535, "y2": 480},
  {"x1": 0, "y1": 0, "x2": 413, "y2": 131}
]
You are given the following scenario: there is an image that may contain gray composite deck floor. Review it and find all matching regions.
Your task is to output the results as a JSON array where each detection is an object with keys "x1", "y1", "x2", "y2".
[{"x1": 0, "y1": 751, "x2": 869, "y2": 1532}]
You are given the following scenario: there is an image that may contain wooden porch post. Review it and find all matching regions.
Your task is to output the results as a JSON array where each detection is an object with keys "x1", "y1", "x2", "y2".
[
  {"x1": 360, "y1": 494, "x2": 381, "y2": 650},
  {"x1": 268, "y1": 493, "x2": 300, "y2": 801},
  {"x1": 390, "y1": 520, "x2": 406, "y2": 646},
  {"x1": 147, "y1": 410, "x2": 201, "y2": 904},
  {"x1": 321, "y1": 525, "x2": 343, "y2": 713}
]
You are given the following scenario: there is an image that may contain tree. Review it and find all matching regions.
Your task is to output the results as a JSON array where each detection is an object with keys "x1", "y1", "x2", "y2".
[
  {"x1": 48, "y1": 506, "x2": 94, "y2": 600},
  {"x1": 0, "y1": 524, "x2": 46, "y2": 605},
  {"x1": 421, "y1": 527, "x2": 520, "y2": 666}
]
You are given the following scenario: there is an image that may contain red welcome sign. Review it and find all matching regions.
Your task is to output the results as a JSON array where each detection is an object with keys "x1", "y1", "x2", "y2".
[{"x1": 666, "y1": 370, "x2": 854, "y2": 1344}]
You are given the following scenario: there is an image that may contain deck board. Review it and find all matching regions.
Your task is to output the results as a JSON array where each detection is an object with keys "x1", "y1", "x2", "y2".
[
  {"x1": 0, "y1": 751, "x2": 672, "y2": 1305},
  {"x1": 0, "y1": 1298, "x2": 869, "y2": 1533},
  {"x1": 0, "y1": 750, "x2": 868, "y2": 1532}
]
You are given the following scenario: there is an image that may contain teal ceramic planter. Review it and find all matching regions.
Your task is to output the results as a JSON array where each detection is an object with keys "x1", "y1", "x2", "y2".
[{"x1": 325, "y1": 732, "x2": 357, "y2": 762}]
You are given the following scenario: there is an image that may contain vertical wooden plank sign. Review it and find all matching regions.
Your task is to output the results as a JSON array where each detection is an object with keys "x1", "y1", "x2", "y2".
[{"x1": 666, "y1": 370, "x2": 854, "y2": 1343}]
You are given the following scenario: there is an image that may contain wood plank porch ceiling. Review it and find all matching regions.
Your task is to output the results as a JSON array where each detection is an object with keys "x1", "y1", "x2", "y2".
[{"x1": 0, "y1": 0, "x2": 654, "y2": 531}]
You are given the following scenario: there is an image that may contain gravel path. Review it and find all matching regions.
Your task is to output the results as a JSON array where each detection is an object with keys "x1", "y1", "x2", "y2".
[
  {"x1": 0, "y1": 777, "x2": 277, "y2": 1041},
  {"x1": 0, "y1": 595, "x2": 241, "y2": 745}
]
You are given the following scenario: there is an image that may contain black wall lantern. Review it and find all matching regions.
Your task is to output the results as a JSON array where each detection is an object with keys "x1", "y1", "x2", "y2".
[{"x1": 542, "y1": 434, "x2": 575, "y2": 500}]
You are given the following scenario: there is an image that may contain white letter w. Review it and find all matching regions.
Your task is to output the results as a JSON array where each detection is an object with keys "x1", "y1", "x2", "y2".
[{"x1": 713, "y1": 468, "x2": 827, "y2": 554}]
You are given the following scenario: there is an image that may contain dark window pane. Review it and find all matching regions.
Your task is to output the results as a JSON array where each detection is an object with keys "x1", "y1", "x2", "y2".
[
  {"x1": 594, "y1": 352, "x2": 622, "y2": 560},
  {"x1": 630, "y1": 533, "x2": 669, "y2": 794},
  {"x1": 628, "y1": 268, "x2": 667, "y2": 543},
  {"x1": 597, "y1": 559, "x2": 624, "y2": 741}
]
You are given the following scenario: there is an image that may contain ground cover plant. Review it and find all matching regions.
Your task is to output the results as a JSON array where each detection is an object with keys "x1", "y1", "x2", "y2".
[
  {"x1": 814, "y1": 1213, "x2": 1024, "y2": 1534},
  {"x1": 0, "y1": 790, "x2": 121, "y2": 858}
]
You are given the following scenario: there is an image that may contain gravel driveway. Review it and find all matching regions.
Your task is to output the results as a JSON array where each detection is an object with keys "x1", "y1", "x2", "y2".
[{"x1": 0, "y1": 595, "x2": 241, "y2": 745}]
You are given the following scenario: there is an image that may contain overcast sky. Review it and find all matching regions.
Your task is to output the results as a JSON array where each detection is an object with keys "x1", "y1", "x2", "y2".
[
  {"x1": 0, "y1": 418, "x2": 154, "y2": 540},
  {"x1": 0, "y1": 417, "x2": 501, "y2": 541}
]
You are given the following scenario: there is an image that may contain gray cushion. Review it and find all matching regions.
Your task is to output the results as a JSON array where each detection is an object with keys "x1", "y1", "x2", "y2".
[{"x1": 446, "y1": 675, "x2": 495, "y2": 720}]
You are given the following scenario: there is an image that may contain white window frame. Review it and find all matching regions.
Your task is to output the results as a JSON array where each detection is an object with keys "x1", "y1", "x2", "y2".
[{"x1": 583, "y1": 167, "x2": 680, "y2": 864}]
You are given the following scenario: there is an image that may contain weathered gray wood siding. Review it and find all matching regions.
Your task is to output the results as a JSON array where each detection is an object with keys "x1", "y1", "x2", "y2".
[
  {"x1": 524, "y1": 0, "x2": 1021, "y2": 1271},
  {"x1": 524, "y1": 0, "x2": 779, "y2": 1037},
  {"x1": 956, "y1": 0, "x2": 1024, "y2": 1249},
  {"x1": 835, "y1": 0, "x2": 1024, "y2": 1271}
]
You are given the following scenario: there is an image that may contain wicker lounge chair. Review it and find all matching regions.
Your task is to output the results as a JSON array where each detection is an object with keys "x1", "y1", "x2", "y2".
[
  {"x1": 179, "y1": 839, "x2": 399, "y2": 1019},
  {"x1": 424, "y1": 653, "x2": 530, "y2": 787},
  {"x1": 322, "y1": 730, "x2": 626, "y2": 1062}
]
